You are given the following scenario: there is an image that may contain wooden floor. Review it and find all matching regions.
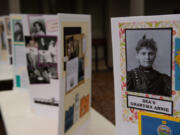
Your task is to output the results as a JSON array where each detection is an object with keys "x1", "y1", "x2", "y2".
[{"x1": 92, "y1": 70, "x2": 115, "y2": 124}]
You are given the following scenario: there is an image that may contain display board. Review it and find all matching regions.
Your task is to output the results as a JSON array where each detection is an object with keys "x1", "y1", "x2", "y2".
[
  {"x1": 111, "y1": 14, "x2": 180, "y2": 135},
  {"x1": 11, "y1": 14, "x2": 60, "y2": 116},
  {"x1": 58, "y1": 14, "x2": 91, "y2": 135},
  {"x1": 0, "y1": 16, "x2": 11, "y2": 65}
]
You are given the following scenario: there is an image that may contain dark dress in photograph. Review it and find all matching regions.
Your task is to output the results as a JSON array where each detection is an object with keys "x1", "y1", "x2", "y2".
[{"x1": 127, "y1": 66, "x2": 171, "y2": 96}]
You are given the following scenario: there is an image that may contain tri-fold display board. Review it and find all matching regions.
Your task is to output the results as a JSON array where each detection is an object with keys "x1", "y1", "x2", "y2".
[
  {"x1": 111, "y1": 15, "x2": 180, "y2": 135},
  {"x1": 9, "y1": 13, "x2": 91, "y2": 135},
  {"x1": 58, "y1": 14, "x2": 91, "y2": 135}
]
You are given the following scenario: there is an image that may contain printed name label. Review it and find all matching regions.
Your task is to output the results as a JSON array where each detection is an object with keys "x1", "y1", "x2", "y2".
[{"x1": 127, "y1": 95, "x2": 173, "y2": 115}]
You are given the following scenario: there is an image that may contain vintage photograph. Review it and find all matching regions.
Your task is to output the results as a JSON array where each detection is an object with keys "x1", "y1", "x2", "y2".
[
  {"x1": 37, "y1": 36, "x2": 58, "y2": 79},
  {"x1": 8, "y1": 39, "x2": 12, "y2": 55},
  {"x1": 65, "y1": 34, "x2": 84, "y2": 60},
  {"x1": 63, "y1": 27, "x2": 81, "y2": 71},
  {"x1": 64, "y1": 27, "x2": 81, "y2": 56},
  {"x1": 78, "y1": 57, "x2": 84, "y2": 82},
  {"x1": 5, "y1": 17, "x2": 11, "y2": 36},
  {"x1": 25, "y1": 36, "x2": 50, "y2": 84},
  {"x1": 29, "y1": 16, "x2": 46, "y2": 36},
  {"x1": 125, "y1": 28, "x2": 172, "y2": 97},
  {"x1": 37, "y1": 36, "x2": 57, "y2": 61},
  {"x1": 0, "y1": 21, "x2": 6, "y2": 50},
  {"x1": 66, "y1": 57, "x2": 79, "y2": 92},
  {"x1": 65, "y1": 35, "x2": 78, "y2": 60},
  {"x1": 13, "y1": 20, "x2": 24, "y2": 42}
]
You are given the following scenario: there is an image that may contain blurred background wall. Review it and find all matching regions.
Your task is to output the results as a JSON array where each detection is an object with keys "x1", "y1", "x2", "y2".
[{"x1": 1, "y1": 0, "x2": 180, "y2": 69}]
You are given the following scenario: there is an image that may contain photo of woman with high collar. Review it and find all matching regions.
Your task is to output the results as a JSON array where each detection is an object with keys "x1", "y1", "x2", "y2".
[
  {"x1": 126, "y1": 29, "x2": 172, "y2": 97},
  {"x1": 31, "y1": 21, "x2": 46, "y2": 36},
  {"x1": 14, "y1": 21, "x2": 24, "y2": 42}
]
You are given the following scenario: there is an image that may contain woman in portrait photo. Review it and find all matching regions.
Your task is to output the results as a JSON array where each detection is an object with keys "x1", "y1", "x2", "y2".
[
  {"x1": 48, "y1": 39, "x2": 57, "y2": 63},
  {"x1": 127, "y1": 34, "x2": 171, "y2": 97},
  {"x1": 32, "y1": 21, "x2": 46, "y2": 35},
  {"x1": 14, "y1": 22, "x2": 24, "y2": 42}
]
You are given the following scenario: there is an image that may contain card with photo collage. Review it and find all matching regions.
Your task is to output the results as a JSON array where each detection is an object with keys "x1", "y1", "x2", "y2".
[
  {"x1": 58, "y1": 13, "x2": 91, "y2": 135},
  {"x1": 111, "y1": 14, "x2": 180, "y2": 135}
]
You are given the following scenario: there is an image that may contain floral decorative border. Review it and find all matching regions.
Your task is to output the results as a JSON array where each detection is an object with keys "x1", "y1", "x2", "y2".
[{"x1": 119, "y1": 21, "x2": 180, "y2": 123}]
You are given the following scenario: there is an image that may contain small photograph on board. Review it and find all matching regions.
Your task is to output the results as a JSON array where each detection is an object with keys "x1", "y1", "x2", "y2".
[
  {"x1": 38, "y1": 49, "x2": 58, "y2": 80},
  {"x1": 5, "y1": 17, "x2": 11, "y2": 36},
  {"x1": 0, "y1": 21, "x2": 6, "y2": 50},
  {"x1": 126, "y1": 28, "x2": 172, "y2": 97},
  {"x1": 37, "y1": 36, "x2": 57, "y2": 55},
  {"x1": 74, "y1": 93, "x2": 80, "y2": 123},
  {"x1": 25, "y1": 36, "x2": 50, "y2": 84},
  {"x1": 29, "y1": 16, "x2": 46, "y2": 36},
  {"x1": 8, "y1": 39, "x2": 12, "y2": 55},
  {"x1": 80, "y1": 94, "x2": 90, "y2": 118},
  {"x1": 65, "y1": 34, "x2": 84, "y2": 61},
  {"x1": 78, "y1": 57, "x2": 84, "y2": 82},
  {"x1": 65, "y1": 35, "x2": 78, "y2": 60},
  {"x1": 65, "y1": 104, "x2": 74, "y2": 132},
  {"x1": 66, "y1": 57, "x2": 79, "y2": 92},
  {"x1": 37, "y1": 36, "x2": 58, "y2": 79},
  {"x1": 63, "y1": 27, "x2": 81, "y2": 70},
  {"x1": 37, "y1": 36, "x2": 48, "y2": 50},
  {"x1": 12, "y1": 19, "x2": 24, "y2": 42}
]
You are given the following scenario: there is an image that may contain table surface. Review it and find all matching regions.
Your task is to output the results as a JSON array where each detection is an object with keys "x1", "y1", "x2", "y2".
[
  {"x1": 0, "y1": 64, "x2": 115, "y2": 135},
  {"x1": 0, "y1": 90, "x2": 115, "y2": 135},
  {"x1": 0, "y1": 64, "x2": 13, "y2": 81}
]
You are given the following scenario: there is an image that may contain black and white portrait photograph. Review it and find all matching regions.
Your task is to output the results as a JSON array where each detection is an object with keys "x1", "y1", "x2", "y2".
[
  {"x1": 37, "y1": 36, "x2": 58, "y2": 79},
  {"x1": 13, "y1": 20, "x2": 24, "y2": 42},
  {"x1": 125, "y1": 28, "x2": 172, "y2": 97},
  {"x1": 29, "y1": 17, "x2": 46, "y2": 36},
  {"x1": 37, "y1": 36, "x2": 57, "y2": 64},
  {"x1": 25, "y1": 36, "x2": 50, "y2": 84},
  {"x1": 37, "y1": 37, "x2": 48, "y2": 50}
]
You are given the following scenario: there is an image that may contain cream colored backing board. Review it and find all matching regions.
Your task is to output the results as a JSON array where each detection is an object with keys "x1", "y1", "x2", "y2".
[
  {"x1": 0, "y1": 16, "x2": 10, "y2": 65},
  {"x1": 11, "y1": 14, "x2": 60, "y2": 117},
  {"x1": 111, "y1": 15, "x2": 180, "y2": 135},
  {"x1": 58, "y1": 14, "x2": 91, "y2": 135}
]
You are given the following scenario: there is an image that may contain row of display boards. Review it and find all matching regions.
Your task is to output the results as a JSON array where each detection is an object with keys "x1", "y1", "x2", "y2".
[
  {"x1": 0, "y1": 13, "x2": 91, "y2": 135},
  {"x1": 1, "y1": 13, "x2": 180, "y2": 135}
]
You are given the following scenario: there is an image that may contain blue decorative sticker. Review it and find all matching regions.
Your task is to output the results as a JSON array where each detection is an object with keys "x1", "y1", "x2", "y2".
[
  {"x1": 175, "y1": 38, "x2": 180, "y2": 90},
  {"x1": 65, "y1": 104, "x2": 74, "y2": 132},
  {"x1": 139, "y1": 112, "x2": 180, "y2": 135},
  {"x1": 16, "y1": 75, "x2": 21, "y2": 87}
]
